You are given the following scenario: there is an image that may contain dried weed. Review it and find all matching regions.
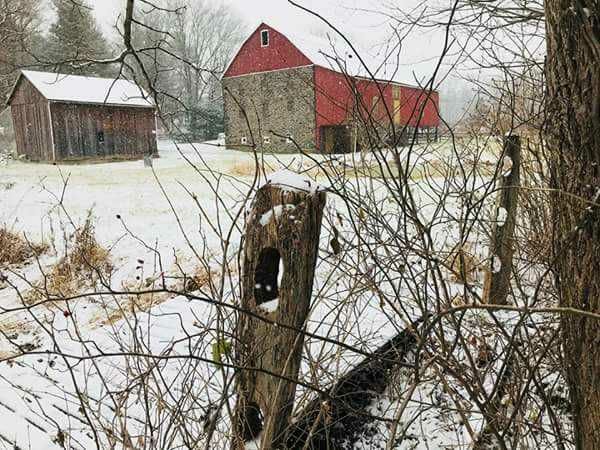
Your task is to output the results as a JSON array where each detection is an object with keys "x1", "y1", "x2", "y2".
[
  {"x1": 0, "y1": 228, "x2": 48, "y2": 268},
  {"x1": 25, "y1": 214, "x2": 112, "y2": 305}
]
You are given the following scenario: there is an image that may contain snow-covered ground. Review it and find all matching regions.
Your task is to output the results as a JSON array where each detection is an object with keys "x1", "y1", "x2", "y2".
[
  {"x1": 0, "y1": 139, "x2": 568, "y2": 449},
  {"x1": 0, "y1": 140, "x2": 402, "y2": 449}
]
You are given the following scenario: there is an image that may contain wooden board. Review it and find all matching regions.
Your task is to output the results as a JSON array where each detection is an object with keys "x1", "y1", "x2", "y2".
[
  {"x1": 9, "y1": 77, "x2": 53, "y2": 161},
  {"x1": 50, "y1": 103, "x2": 157, "y2": 161}
]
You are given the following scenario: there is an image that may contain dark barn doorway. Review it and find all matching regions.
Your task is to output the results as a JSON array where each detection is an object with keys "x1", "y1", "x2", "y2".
[{"x1": 320, "y1": 125, "x2": 352, "y2": 154}]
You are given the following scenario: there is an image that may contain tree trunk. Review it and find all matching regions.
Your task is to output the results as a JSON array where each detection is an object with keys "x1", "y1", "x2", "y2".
[
  {"x1": 544, "y1": 3, "x2": 600, "y2": 449},
  {"x1": 482, "y1": 135, "x2": 521, "y2": 305},
  {"x1": 231, "y1": 180, "x2": 326, "y2": 450}
]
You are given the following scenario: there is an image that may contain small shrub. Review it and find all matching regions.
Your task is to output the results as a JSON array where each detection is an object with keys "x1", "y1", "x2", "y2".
[
  {"x1": 0, "y1": 228, "x2": 48, "y2": 267},
  {"x1": 25, "y1": 213, "x2": 112, "y2": 305},
  {"x1": 445, "y1": 242, "x2": 481, "y2": 284},
  {"x1": 184, "y1": 266, "x2": 211, "y2": 292}
]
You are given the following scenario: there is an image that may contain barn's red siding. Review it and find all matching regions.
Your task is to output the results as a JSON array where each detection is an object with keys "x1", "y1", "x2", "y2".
[
  {"x1": 314, "y1": 67, "x2": 355, "y2": 148},
  {"x1": 355, "y1": 78, "x2": 394, "y2": 123},
  {"x1": 314, "y1": 67, "x2": 353, "y2": 126},
  {"x1": 223, "y1": 23, "x2": 312, "y2": 78},
  {"x1": 400, "y1": 86, "x2": 439, "y2": 127},
  {"x1": 311, "y1": 67, "x2": 441, "y2": 149}
]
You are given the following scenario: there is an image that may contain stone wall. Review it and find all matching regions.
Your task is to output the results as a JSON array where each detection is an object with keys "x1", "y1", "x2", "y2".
[{"x1": 222, "y1": 66, "x2": 316, "y2": 153}]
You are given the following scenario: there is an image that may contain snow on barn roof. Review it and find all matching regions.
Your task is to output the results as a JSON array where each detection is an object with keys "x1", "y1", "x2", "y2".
[
  {"x1": 284, "y1": 29, "x2": 417, "y2": 85},
  {"x1": 12, "y1": 70, "x2": 154, "y2": 108},
  {"x1": 243, "y1": 22, "x2": 428, "y2": 88}
]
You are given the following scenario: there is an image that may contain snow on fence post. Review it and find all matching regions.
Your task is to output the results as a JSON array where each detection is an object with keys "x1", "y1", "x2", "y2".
[
  {"x1": 231, "y1": 171, "x2": 326, "y2": 450},
  {"x1": 482, "y1": 135, "x2": 521, "y2": 305}
]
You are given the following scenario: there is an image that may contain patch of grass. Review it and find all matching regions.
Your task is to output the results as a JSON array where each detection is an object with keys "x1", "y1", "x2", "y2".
[
  {"x1": 25, "y1": 214, "x2": 112, "y2": 305},
  {"x1": 0, "y1": 316, "x2": 39, "y2": 359},
  {"x1": 91, "y1": 266, "x2": 213, "y2": 327},
  {"x1": 0, "y1": 228, "x2": 48, "y2": 268},
  {"x1": 94, "y1": 291, "x2": 172, "y2": 327},
  {"x1": 229, "y1": 161, "x2": 260, "y2": 177}
]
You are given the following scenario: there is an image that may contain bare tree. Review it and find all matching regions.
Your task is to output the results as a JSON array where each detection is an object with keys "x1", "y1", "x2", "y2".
[
  {"x1": 0, "y1": 0, "x2": 41, "y2": 100},
  {"x1": 545, "y1": 2, "x2": 600, "y2": 449},
  {"x1": 132, "y1": 0, "x2": 245, "y2": 140}
]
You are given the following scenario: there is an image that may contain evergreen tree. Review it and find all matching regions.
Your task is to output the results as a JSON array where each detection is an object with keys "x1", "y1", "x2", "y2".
[
  {"x1": 0, "y1": 0, "x2": 42, "y2": 100},
  {"x1": 47, "y1": 0, "x2": 113, "y2": 76}
]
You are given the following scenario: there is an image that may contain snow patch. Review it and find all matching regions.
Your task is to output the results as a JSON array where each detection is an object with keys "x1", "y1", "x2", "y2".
[
  {"x1": 497, "y1": 206, "x2": 508, "y2": 226},
  {"x1": 502, "y1": 156, "x2": 513, "y2": 177},
  {"x1": 264, "y1": 170, "x2": 323, "y2": 194},
  {"x1": 492, "y1": 255, "x2": 502, "y2": 273},
  {"x1": 245, "y1": 438, "x2": 261, "y2": 450},
  {"x1": 259, "y1": 204, "x2": 296, "y2": 226},
  {"x1": 259, "y1": 299, "x2": 279, "y2": 313},
  {"x1": 20, "y1": 70, "x2": 154, "y2": 107}
]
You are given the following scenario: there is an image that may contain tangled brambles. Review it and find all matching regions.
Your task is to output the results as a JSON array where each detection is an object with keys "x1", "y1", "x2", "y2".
[
  {"x1": 445, "y1": 242, "x2": 481, "y2": 285},
  {"x1": 0, "y1": 227, "x2": 48, "y2": 268},
  {"x1": 25, "y1": 213, "x2": 112, "y2": 305}
]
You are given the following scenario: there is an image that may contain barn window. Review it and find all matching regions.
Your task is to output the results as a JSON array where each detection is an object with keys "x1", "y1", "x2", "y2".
[
  {"x1": 263, "y1": 136, "x2": 271, "y2": 145},
  {"x1": 241, "y1": 136, "x2": 248, "y2": 145},
  {"x1": 97, "y1": 131, "x2": 105, "y2": 143},
  {"x1": 261, "y1": 29, "x2": 270, "y2": 47},
  {"x1": 254, "y1": 247, "x2": 284, "y2": 307}
]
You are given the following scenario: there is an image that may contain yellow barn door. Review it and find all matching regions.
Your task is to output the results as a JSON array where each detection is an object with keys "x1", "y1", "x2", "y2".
[{"x1": 393, "y1": 86, "x2": 401, "y2": 125}]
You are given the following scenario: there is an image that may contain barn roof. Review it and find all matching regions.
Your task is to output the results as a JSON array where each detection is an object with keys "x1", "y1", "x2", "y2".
[
  {"x1": 230, "y1": 23, "x2": 429, "y2": 89},
  {"x1": 9, "y1": 71, "x2": 154, "y2": 108},
  {"x1": 288, "y1": 29, "x2": 436, "y2": 88}
]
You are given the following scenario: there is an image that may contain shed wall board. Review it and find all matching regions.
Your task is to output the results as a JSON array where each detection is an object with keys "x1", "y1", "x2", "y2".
[
  {"x1": 50, "y1": 103, "x2": 157, "y2": 160},
  {"x1": 9, "y1": 77, "x2": 53, "y2": 161}
]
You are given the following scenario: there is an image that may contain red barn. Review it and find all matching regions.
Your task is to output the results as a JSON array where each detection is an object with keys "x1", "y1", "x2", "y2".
[{"x1": 222, "y1": 23, "x2": 440, "y2": 153}]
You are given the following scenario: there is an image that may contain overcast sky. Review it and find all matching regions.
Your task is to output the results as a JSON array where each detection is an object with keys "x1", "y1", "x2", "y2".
[
  {"x1": 87, "y1": 0, "x2": 448, "y2": 85},
  {"x1": 91, "y1": 0, "x2": 391, "y2": 37}
]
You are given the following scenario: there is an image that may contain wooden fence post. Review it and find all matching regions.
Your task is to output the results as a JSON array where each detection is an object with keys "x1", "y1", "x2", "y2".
[
  {"x1": 232, "y1": 173, "x2": 326, "y2": 449},
  {"x1": 482, "y1": 135, "x2": 521, "y2": 305}
]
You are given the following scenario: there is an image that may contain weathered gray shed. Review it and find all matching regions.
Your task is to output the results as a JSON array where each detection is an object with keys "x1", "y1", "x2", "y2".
[{"x1": 6, "y1": 71, "x2": 157, "y2": 162}]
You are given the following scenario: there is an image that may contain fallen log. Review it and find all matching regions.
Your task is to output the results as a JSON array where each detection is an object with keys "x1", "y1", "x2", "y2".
[{"x1": 285, "y1": 323, "x2": 419, "y2": 449}]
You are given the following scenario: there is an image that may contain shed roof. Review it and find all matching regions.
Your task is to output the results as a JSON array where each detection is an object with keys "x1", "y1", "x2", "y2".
[{"x1": 9, "y1": 71, "x2": 154, "y2": 108}]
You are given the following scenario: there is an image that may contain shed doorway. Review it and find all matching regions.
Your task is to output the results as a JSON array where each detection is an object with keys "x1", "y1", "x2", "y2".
[{"x1": 320, "y1": 125, "x2": 352, "y2": 154}]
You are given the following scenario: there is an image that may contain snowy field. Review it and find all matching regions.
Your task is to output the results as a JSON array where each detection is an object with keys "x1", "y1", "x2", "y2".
[
  {"x1": 0, "y1": 139, "x2": 567, "y2": 449},
  {"x1": 0, "y1": 140, "x2": 400, "y2": 449}
]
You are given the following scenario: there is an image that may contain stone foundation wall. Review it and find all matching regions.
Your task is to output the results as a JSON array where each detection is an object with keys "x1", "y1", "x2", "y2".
[{"x1": 222, "y1": 66, "x2": 316, "y2": 153}]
